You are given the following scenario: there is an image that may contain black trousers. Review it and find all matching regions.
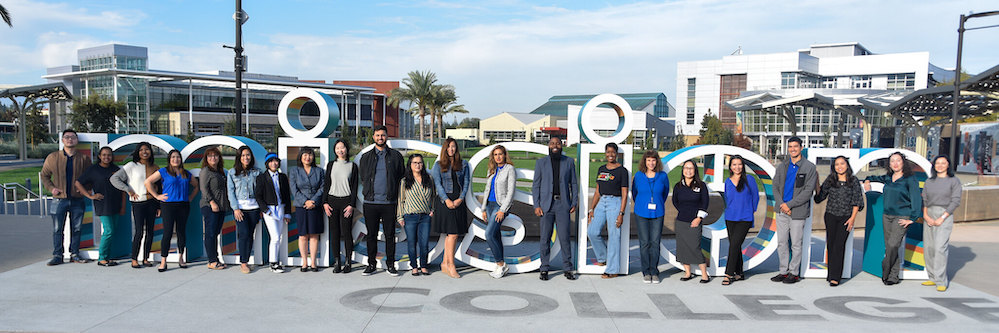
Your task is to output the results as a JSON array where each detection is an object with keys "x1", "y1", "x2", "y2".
[
  {"x1": 160, "y1": 202, "x2": 190, "y2": 257},
  {"x1": 824, "y1": 212, "x2": 851, "y2": 282},
  {"x1": 130, "y1": 200, "x2": 158, "y2": 261},
  {"x1": 363, "y1": 203, "x2": 397, "y2": 267},
  {"x1": 328, "y1": 196, "x2": 355, "y2": 264},
  {"x1": 724, "y1": 220, "x2": 752, "y2": 276}
]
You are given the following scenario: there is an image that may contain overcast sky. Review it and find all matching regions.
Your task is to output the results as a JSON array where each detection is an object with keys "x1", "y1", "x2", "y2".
[{"x1": 1, "y1": 0, "x2": 996, "y2": 120}]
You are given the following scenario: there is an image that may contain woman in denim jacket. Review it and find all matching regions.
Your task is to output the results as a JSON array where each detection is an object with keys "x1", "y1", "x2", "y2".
[
  {"x1": 226, "y1": 146, "x2": 263, "y2": 274},
  {"x1": 430, "y1": 138, "x2": 471, "y2": 278}
]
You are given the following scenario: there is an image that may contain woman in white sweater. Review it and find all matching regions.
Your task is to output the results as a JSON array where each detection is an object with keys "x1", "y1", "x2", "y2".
[
  {"x1": 479, "y1": 145, "x2": 516, "y2": 278},
  {"x1": 110, "y1": 142, "x2": 160, "y2": 269}
]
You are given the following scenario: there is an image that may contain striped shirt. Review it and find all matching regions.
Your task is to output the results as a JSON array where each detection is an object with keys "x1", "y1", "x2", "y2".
[{"x1": 397, "y1": 178, "x2": 433, "y2": 221}]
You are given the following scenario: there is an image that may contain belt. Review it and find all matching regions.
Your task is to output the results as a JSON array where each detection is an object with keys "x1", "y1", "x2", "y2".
[{"x1": 553, "y1": 194, "x2": 562, "y2": 200}]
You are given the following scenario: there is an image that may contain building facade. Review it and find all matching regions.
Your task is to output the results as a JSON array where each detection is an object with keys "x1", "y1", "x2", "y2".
[
  {"x1": 44, "y1": 44, "x2": 405, "y2": 141},
  {"x1": 676, "y1": 43, "x2": 953, "y2": 153},
  {"x1": 528, "y1": 93, "x2": 676, "y2": 148}
]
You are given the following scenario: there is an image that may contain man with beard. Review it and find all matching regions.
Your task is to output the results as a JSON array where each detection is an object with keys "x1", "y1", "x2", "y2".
[
  {"x1": 358, "y1": 126, "x2": 405, "y2": 276},
  {"x1": 40, "y1": 129, "x2": 93, "y2": 265},
  {"x1": 532, "y1": 137, "x2": 578, "y2": 281}
]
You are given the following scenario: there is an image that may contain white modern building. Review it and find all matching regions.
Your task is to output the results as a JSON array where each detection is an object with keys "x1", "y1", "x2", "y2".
[{"x1": 676, "y1": 42, "x2": 953, "y2": 155}]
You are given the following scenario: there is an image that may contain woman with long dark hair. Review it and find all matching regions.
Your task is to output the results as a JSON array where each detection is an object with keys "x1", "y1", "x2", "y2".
[
  {"x1": 586, "y1": 143, "x2": 629, "y2": 279},
  {"x1": 323, "y1": 139, "x2": 359, "y2": 273},
  {"x1": 480, "y1": 145, "x2": 516, "y2": 279},
  {"x1": 198, "y1": 147, "x2": 229, "y2": 270},
  {"x1": 921, "y1": 155, "x2": 962, "y2": 292},
  {"x1": 431, "y1": 138, "x2": 471, "y2": 278},
  {"x1": 74, "y1": 146, "x2": 125, "y2": 267},
  {"x1": 673, "y1": 160, "x2": 710, "y2": 283},
  {"x1": 144, "y1": 149, "x2": 199, "y2": 272},
  {"x1": 227, "y1": 146, "x2": 263, "y2": 274},
  {"x1": 722, "y1": 155, "x2": 758, "y2": 285},
  {"x1": 398, "y1": 154, "x2": 435, "y2": 276},
  {"x1": 863, "y1": 151, "x2": 922, "y2": 285},
  {"x1": 110, "y1": 142, "x2": 159, "y2": 269},
  {"x1": 289, "y1": 148, "x2": 324, "y2": 272},
  {"x1": 631, "y1": 150, "x2": 670, "y2": 284},
  {"x1": 814, "y1": 156, "x2": 864, "y2": 286}
]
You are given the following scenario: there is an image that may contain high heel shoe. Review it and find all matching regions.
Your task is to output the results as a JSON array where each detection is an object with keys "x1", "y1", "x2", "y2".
[{"x1": 158, "y1": 263, "x2": 168, "y2": 272}]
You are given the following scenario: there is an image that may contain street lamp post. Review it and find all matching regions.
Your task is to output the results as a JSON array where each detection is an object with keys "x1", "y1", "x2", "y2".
[
  {"x1": 950, "y1": 10, "x2": 999, "y2": 170},
  {"x1": 225, "y1": 0, "x2": 248, "y2": 136}
]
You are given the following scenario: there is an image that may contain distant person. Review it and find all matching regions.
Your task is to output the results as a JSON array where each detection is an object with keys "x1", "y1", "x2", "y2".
[
  {"x1": 771, "y1": 136, "x2": 817, "y2": 284},
  {"x1": 110, "y1": 141, "x2": 159, "y2": 269},
  {"x1": 74, "y1": 146, "x2": 125, "y2": 267},
  {"x1": 358, "y1": 126, "x2": 405, "y2": 276},
  {"x1": 398, "y1": 153, "x2": 435, "y2": 276},
  {"x1": 431, "y1": 138, "x2": 471, "y2": 279},
  {"x1": 920, "y1": 155, "x2": 962, "y2": 292},
  {"x1": 323, "y1": 139, "x2": 359, "y2": 273},
  {"x1": 144, "y1": 149, "x2": 199, "y2": 272},
  {"x1": 532, "y1": 137, "x2": 578, "y2": 281},
  {"x1": 289, "y1": 148, "x2": 324, "y2": 272},
  {"x1": 586, "y1": 143, "x2": 628, "y2": 279},
  {"x1": 813, "y1": 156, "x2": 864, "y2": 287},
  {"x1": 721, "y1": 155, "x2": 758, "y2": 285},
  {"x1": 480, "y1": 145, "x2": 516, "y2": 279},
  {"x1": 863, "y1": 152, "x2": 922, "y2": 286},
  {"x1": 40, "y1": 129, "x2": 92, "y2": 266}
]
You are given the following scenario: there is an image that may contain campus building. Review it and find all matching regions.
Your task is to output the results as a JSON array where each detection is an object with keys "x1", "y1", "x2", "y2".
[
  {"x1": 524, "y1": 93, "x2": 675, "y2": 148},
  {"x1": 676, "y1": 42, "x2": 953, "y2": 156},
  {"x1": 43, "y1": 44, "x2": 409, "y2": 140}
]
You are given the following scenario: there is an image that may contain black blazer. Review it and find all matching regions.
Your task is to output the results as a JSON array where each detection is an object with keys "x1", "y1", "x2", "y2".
[
  {"x1": 358, "y1": 147, "x2": 405, "y2": 202},
  {"x1": 255, "y1": 171, "x2": 291, "y2": 214},
  {"x1": 322, "y1": 160, "x2": 359, "y2": 206}
]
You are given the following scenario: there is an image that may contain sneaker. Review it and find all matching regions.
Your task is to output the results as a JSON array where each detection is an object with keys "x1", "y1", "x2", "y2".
[
  {"x1": 643, "y1": 275, "x2": 652, "y2": 284},
  {"x1": 770, "y1": 273, "x2": 788, "y2": 282},
  {"x1": 270, "y1": 263, "x2": 282, "y2": 273},
  {"x1": 936, "y1": 285, "x2": 947, "y2": 292},
  {"x1": 47, "y1": 256, "x2": 63, "y2": 266},
  {"x1": 782, "y1": 274, "x2": 801, "y2": 284},
  {"x1": 361, "y1": 266, "x2": 376, "y2": 276},
  {"x1": 651, "y1": 275, "x2": 661, "y2": 284},
  {"x1": 70, "y1": 255, "x2": 84, "y2": 263},
  {"x1": 921, "y1": 281, "x2": 936, "y2": 286},
  {"x1": 387, "y1": 267, "x2": 400, "y2": 276},
  {"x1": 490, "y1": 264, "x2": 508, "y2": 279}
]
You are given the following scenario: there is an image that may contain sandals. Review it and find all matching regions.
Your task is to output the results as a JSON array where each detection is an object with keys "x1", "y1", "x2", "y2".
[
  {"x1": 680, "y1": 275, "x2": 695, "y2": 281},
  {"x1": 699, "y1": 277, "x2": 712, "y2": 284},
  {"x1": 722, "y1": 276, "x2": 733, "y2": 285},
  {"x1": 207, "y1": 262, "x2": 225, "y2": 270}
]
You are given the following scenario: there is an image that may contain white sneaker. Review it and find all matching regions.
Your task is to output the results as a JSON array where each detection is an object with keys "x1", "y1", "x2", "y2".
[
  {"x1": 643, "y1": 275, "x2": 652, "y2": 284},
  {"x1": 490, "y1": 264, "x2": 508, "y2": 279}
]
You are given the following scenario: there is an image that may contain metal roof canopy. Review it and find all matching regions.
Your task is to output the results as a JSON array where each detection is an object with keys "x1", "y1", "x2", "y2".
[
  {"x1": 41, "y1": 68, "x2": 377, "y2": 94},
  {"x1": 868, "y1": 63, "x2": 999, "y2": 118},
  {"x1": 0, "y1": 82, "x2": 73, "y2": 101}
]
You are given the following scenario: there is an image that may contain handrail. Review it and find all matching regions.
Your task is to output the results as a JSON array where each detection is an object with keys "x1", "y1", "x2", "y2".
[{"x1": 2, "y1": 181, "x2": 44, "y2": 216}]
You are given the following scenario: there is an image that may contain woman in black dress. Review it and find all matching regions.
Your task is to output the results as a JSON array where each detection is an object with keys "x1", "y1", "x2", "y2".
[
  {"x1": 673, "y1": 160, "x2": 710, "y2": 283},
  {"x1": 431, "y1": 138, "x2": 471, "y2": 278}
]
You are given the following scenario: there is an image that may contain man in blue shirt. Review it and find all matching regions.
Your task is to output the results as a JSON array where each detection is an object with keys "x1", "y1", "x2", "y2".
[{"x1": 770, "y1": 137, "x2": 817, "y2": 284}]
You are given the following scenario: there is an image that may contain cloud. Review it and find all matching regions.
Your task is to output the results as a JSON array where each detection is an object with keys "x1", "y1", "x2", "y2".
[{"x1": 1, "y1": 0, "x2": 145, "y2": 30}]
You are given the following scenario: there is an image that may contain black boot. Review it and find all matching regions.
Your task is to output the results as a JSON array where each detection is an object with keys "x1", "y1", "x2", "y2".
[{"x1": 331, "y1": 258, "x2": 343, "y2": 273}]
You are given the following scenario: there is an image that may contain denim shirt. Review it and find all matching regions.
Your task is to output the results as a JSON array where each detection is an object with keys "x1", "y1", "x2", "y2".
[
  {"x1": 431, "y1": 160, "x2": 471, "y2": 202},
  {"x1": 227, "y1": 167, "x2": 262, "y2": 211}
]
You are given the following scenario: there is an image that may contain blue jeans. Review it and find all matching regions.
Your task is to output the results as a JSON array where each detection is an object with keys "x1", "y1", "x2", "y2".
[
  {"x1": 201, "y1": 206, "x2": 225, "y2": 264},
  {"x1": 97, "y1": 215, "x2": 120, "y2": 261},
  {"x1": 236, "y1": 209, "x2": 260, "y2": 264},
  {"x1": 635, "y1": 214, "x2": 664, "y2": 276},
  {"x1": 588, "y1": 195, "x2": 622, "y2": 274},
  {"x1": 51, "y1": 197, "x2": 85, "y2": 257},
  {"x1": 403, "y1": 213, "x2": 431, "y2": 268},
  {"x1": 484, "y1": 201, "x2": 504, "y2": 262}
]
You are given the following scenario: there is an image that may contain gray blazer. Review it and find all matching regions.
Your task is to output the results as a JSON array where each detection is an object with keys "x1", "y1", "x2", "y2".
[
  {"x1": 480, "y1": 164, "x2": 517, "y2": 213},
  {"x1": 531, "y1": 155, "x2": 577, "y2": 214},
  {"x1": 773, "y1": 157, "x2": 818, "y2": 220},
  {"x1": 288, "y1": 166, "x2": 325, "y2": 208}
]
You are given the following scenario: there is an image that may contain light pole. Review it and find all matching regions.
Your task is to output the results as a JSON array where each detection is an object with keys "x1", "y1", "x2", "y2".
[
  {"x1": 950, "y1": 10, "x2": 999, "y2": 170},
  {"x1": 224, "y1": 0, "x2": 248, "y2": 136}
]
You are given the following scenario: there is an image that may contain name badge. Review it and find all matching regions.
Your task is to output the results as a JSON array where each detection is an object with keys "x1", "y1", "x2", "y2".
[
  {"x1": 647, "y1": 203, "x2": 657, "y2": 210},
  {"x1": 693, "y1": 187, "x2": 701, "y2": 193}
]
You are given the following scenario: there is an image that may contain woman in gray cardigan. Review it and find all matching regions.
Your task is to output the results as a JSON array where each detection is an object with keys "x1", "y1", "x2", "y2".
[
  {"x1": 198, "y1": 147, "x2": 229, "y2": 270},
  {"x1": 921, "y1": 155, "x2": 962, "y2": 292},
  {"x1": 480, "y1": 145, "x2": 516, "y2": 278}
]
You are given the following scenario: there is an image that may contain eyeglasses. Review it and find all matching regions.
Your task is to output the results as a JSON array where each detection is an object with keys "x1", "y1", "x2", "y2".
[{"x1": 62, "y1": 136, "x2": 77, "y2": 140}]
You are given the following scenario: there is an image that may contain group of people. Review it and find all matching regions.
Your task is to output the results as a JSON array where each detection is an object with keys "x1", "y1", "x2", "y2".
[{"x1": 41, "y1": 129, "x2": 962, "y2": 290}]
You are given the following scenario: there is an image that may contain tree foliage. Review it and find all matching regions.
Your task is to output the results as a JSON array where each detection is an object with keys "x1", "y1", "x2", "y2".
[
  {"x1": 696, "y1": 112, "x2": 733, "y2": 145},
  {"x1": 388, "y1": 70, "x2": 438, "y2": 140},
  {"x1": 68, "y1": 94, "x2": 126, "y2": 133}
]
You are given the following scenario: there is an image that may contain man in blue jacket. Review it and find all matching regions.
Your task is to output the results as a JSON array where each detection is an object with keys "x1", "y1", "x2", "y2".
[{"x1": 532, "y1": 137, "x2": 578, "y2": 281}]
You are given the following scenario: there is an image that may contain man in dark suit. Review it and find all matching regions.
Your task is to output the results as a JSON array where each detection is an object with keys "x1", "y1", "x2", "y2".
[{"x1": 532, "y1": 137, "x2": 578, "y2": 281}]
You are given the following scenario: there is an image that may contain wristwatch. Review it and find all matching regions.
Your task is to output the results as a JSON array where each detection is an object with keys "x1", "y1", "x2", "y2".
[{"x1": 619, "y1": 211, "x2": 625, "y2": 216}]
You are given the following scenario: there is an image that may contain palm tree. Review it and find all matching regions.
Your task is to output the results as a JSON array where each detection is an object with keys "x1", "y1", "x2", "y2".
[
  {"x1": 1, "y1": 3, "x2": 12, "y2": 27},
  {"x1": 427, "y1": 84, "x2": 454, "y2": 139},
  {"x1": 387, "y1": 70, "x2": 437, "y2": 140},
  {"x1": 438, "y1": 103, "x2": 469, "y2": 139}
]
